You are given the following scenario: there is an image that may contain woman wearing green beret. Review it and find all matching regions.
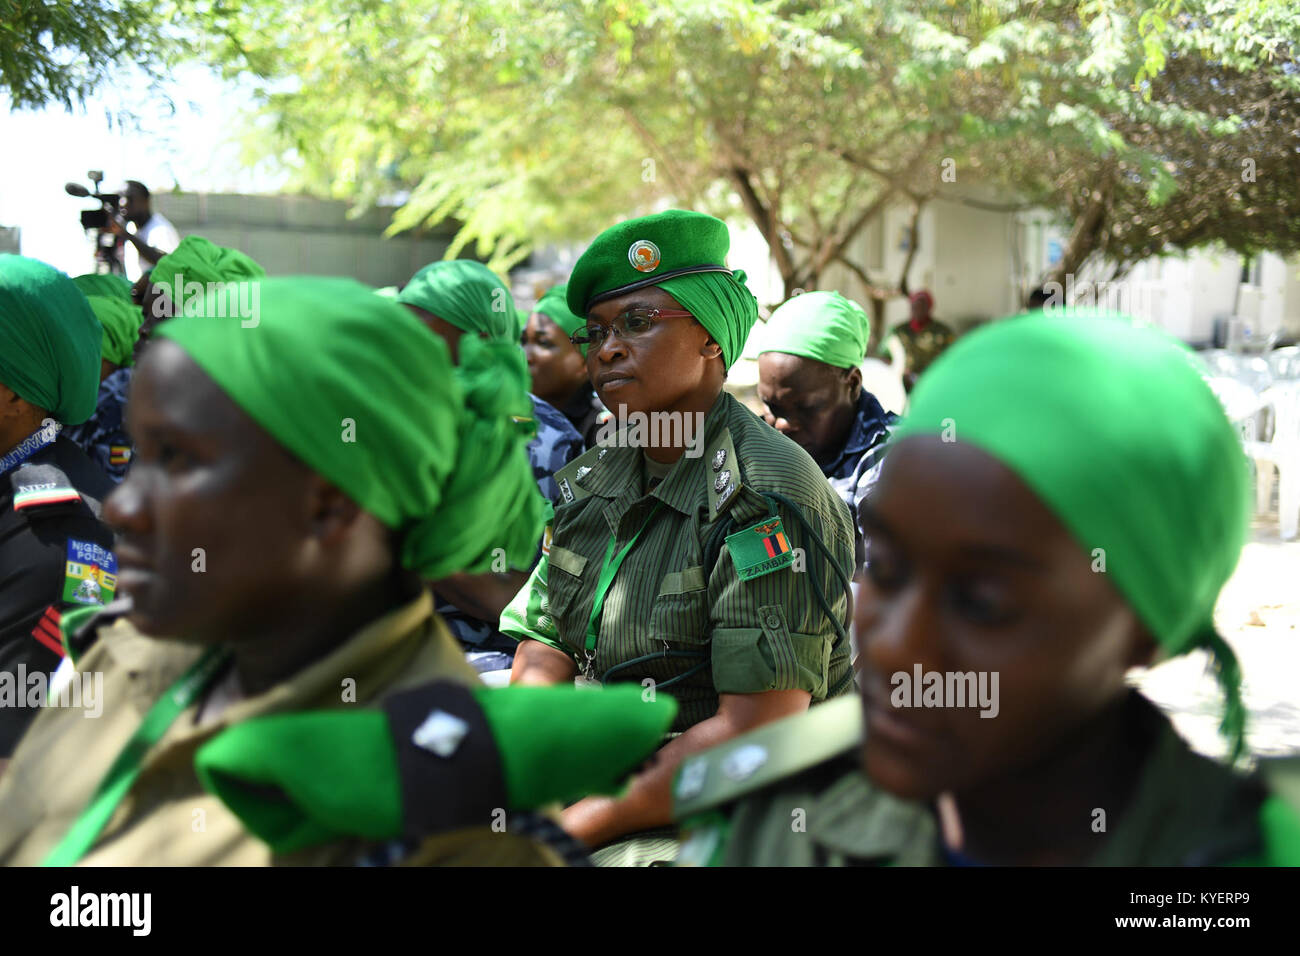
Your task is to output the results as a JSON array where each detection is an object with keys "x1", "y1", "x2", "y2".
[
  {"x1": 0, "y1": 277, "x2": 560, "y2": 865},
  {"x1": 523, "y1": 282, "x2": 611, "y2": 449},
  {"x1": 674, "y1": 310, "x2": 1300, "y2": 866},
  {"x1": 501, "y1": 209, "x2": 857, "y2": 864}
]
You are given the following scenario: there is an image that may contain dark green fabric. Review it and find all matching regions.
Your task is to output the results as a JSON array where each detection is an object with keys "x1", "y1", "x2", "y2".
[
  {"x1": 70, "y1": 273, "x2": 132, "y2": 303},
  {"x1": 150, "y1": 235, "x2": 265, "y2": 289},
  {"x1": 156, "y1": 277, "x2": 544, "y2": 579},
  {"x1": 0, "y1": 255, "x2": 101, "y2": 424},
  {"x1": 566, "y1": 209, "x2": 758, "y2": 367},
  {"x1": 397, "y1": 260, "x2": 516, "y2": 341},
  {"x1": 535, "y1": 282, "x2": 584, "y2": 337},
  {"x1": 194, "y1": 710, "x2": 400, "y2": 853},
  {"x1": 757, "y1": 290, "x2": 871, "y2": 369},
  {"x1": 83, "y1": 295, "x2": 142, "y2": 366},
  {"x1": 893, "y1": 309, "x2": 1251, "y2": 754}
]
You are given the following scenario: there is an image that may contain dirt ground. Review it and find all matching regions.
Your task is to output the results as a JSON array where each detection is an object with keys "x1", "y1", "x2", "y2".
[{"x1": 1133, "y1": 516, "x2": 1300, "y2": 762}]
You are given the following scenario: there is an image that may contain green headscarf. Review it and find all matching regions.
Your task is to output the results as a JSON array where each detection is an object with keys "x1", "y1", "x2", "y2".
[
  {"x1": 156, "y1": 277, "x2": 544, "y2": 579},
  {"x1": 757, "y1": 290, "x2": 871, "y2": 369},
  {"x1": 893, "y1": 309, "x2": 1251, "y2": 756},
  {"x1": 70, "y1": 273, "x2": 132, "y2": 303},
  {"x1": 0, "y1": 255, "x2": 101, "y2": 425},
  {"x1": 534, "y1": 282, "x2": 584, "y2": 338},
  {"x1": 150, "y1": 236, "x2": 266, "y2": 290},
  {"x1": 396, "y1": 260, "x2": 517, "y2": 342},
  {"x1": 83, "y1": 295, "x2": 143, "y2": 367}
]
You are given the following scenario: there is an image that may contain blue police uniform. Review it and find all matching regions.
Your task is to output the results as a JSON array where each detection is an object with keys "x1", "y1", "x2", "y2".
[{"x1": 65, "y1": 368, "x2": 133, "y2": 483}]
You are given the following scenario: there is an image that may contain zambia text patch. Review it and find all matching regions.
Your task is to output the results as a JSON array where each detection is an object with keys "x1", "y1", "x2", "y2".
[{"x1": 726, "y1": 516, "x2": 794, "y2": 581}]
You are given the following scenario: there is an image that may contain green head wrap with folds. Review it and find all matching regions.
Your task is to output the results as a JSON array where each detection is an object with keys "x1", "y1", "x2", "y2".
[
  {"x1": 83, "y1": 295, "x2": 143, "y2": 367},
  {"x1": 71, "y1": 273, "x2": 132, "y2": 303},
  {"x1": 397, "y1": 260, "x2": 517, "y2": 342},
  {"x1": 156, "y1": 277, "x2": 544, "y2": 579},
  {"x1": 0, "y1": 255, "x2": 101, "y2": 425},
  {"x1": 566, "y1": 209, "x2": 758, "y2": 367},
  {"x1": 534, "y1": 283, "x2": 584, "y2": 338},
  {"x1": 892, "y1": 309, "x2": 1251, "y2": 757},
  {"x1": 757, "y1": 290, "x2": 871, "y2": 369},
  {"x1": 150, "y1": 235, "x2": 266, "y2": 291}
]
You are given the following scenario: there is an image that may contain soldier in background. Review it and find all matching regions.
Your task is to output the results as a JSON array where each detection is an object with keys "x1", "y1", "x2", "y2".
[{"x1": 887, "y1": 290, "x2": 955, "y2": 392}]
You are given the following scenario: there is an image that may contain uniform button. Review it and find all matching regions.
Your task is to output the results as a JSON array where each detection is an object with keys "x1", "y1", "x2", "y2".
[{"x1": 763, "y1": 611, "x2": 781, "y2": 629}]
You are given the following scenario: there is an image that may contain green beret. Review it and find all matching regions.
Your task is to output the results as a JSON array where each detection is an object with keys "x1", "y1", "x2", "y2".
[{"x1": 566, "y1": 209, "x2": 734, "y2": 316}]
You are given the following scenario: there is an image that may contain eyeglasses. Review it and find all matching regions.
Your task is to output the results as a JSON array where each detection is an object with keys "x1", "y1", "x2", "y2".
[{"x1": 569, "y1": 308, "x2": 695, "y2": 348}]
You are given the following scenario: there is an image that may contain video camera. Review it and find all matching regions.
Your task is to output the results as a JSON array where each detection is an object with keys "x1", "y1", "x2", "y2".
[{"x1": 65, "y1": 171, "x2": 124, "y2": 274}]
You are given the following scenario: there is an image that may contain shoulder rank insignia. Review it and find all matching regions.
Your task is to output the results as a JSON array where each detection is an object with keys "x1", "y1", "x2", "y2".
[
  {"x1": 673, "y1": 695, "x2": 863, "y2": 820},
  {"x1": 63, "y1": 539, "x2": 117, "y2": 607},
  {"x1": 706, "y1": 428, "x2": 742, "y2": 521},
  {"x1": 725, "y1": 515, "x2": 793, "y2": 581},
  {"x1": 552, "y1": 444, "x2": 605, "y2": 506},
  {"x1": 11, "y1": 463, "x2": 81, "y2": 511}
]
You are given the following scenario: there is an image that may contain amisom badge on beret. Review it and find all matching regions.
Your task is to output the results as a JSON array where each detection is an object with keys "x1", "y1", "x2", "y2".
[{"x1": 628, "y1": 240, "x2": 661, "y2": 273}]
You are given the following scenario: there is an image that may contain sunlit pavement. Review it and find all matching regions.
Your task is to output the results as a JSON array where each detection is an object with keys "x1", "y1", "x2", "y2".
[{"x1": 1135, "y1": 518, "x2": 1300, "y2": 761}]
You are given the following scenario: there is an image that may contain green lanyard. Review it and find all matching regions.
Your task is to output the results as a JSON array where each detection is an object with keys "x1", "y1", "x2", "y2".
[
  {"x1": 582, "y1": 501, "x2": 664, "y2": 679},
  {"x1": 41, "y1": 646, "x2": 229, "y2": 867}
]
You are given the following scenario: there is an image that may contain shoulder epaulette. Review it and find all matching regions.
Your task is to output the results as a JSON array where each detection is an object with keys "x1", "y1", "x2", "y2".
[
  {"x1": 10, "y1": 462, "x2": 82, "y2": 512},
  {"x1": 703, "y1": 426, "x2": 743, "y2": 522},
  {"x1": 673, "y1": 694, "x2": 862, "y2": 820},
  {"x1": 552, "y1": 444, "x2": 608, "y2": 506}
]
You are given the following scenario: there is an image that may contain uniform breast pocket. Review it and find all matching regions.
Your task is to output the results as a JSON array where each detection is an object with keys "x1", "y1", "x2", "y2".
[
  {"x1": 544, "y1": 545, "x2": 590, "y2": 647},
  {"x1": 650, "y1": 565, "x2": 710, "y2": 645}
]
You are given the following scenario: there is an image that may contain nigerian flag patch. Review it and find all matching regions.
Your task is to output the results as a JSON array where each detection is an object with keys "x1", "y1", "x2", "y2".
[{"x1": 726, "y1": 515, "x2": 794, "y2": 581}]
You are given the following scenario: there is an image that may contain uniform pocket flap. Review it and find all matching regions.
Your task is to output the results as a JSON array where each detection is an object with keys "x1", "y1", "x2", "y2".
[
  {"x1": 549, "y1": 545, "x2": 588, "y2": 579},
  {"x1": 658, "y1": 566, "x2": 706, "y2": 596}
]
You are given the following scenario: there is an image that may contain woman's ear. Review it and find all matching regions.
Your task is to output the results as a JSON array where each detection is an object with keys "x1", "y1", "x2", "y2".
[
  {"x1": 701, "y1": 337, "x2": 723, "y2": 361},
  {"x1": 308, "y1": 476, "x2": 363, "y2": 543},
  {"x1": 1124, "y1": 626, "x2": 1162, "y2": 670}
]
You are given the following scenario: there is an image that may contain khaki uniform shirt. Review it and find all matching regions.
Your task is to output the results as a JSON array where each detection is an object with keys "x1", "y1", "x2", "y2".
[
  {"x1": 501, "y1": 391, "x2": 856, "y2": 733},
  {"x1": 0, "y1": 591, "x2": 561, "y2": 866},
  {"x1": 675, "y1": 693, "x2": 1285, "y2": 866}
]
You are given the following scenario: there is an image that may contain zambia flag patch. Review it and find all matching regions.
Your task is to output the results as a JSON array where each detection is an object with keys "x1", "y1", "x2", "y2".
[
  {"x1": 62, "y1": 539, "x2": 117, "y2": 607},
  {"x1": 726, "y1": 516, "x2": 794, "y2": 581}
]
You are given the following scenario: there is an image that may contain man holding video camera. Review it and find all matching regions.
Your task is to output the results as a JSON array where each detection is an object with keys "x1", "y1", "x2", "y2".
[{"x1": 109, "y1": 181, "x2": 180, "y2": 281}]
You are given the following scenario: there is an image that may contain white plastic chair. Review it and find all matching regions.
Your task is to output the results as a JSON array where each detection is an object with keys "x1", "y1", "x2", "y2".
[
  {"x1": 1244, "y1": 382, "x2": 1300, "y2": 539},
  {"x1": 1268, "y1": 346, "x2": 1300, "y2": 381}
]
